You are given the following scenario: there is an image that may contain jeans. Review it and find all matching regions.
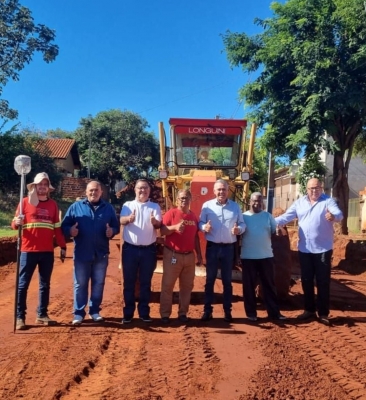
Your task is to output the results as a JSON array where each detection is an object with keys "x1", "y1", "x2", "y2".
[
  {"x1": 298, "y1": 250, "x2": 332, "y2": 317},
  {"x1": 241, "y1": 258, "x2": 280, "y2": 318},
  {"x1": 122, "y1": 242, "x2": 157, "y2": 318},
  {"x1": 73, "y1": 256, "x2": 109, "y2": 317},
  {"x1": 204, "y1": 242, "x2": 234, "y2": 313},
  {"x1": 17, "y1": 251, "x2": 54, "y2": 319}
]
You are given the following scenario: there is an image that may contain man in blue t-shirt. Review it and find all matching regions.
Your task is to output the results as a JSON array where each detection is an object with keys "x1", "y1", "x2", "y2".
[{"x1": 240, "y1": 192, "x2": 287, "y2": 322}]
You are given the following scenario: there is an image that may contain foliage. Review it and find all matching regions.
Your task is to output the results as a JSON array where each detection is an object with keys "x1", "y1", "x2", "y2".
[
  {"x1": 0, "y1": 126, "x2": 62, "y2": 193},
  {"x1": 0, "y1": 0, "x2": 58, "y2": 120},
  {"x1": 296, "y1": 153, "x2": 328, "y2": 195},
  {"x1": 74, "y1": 109, "x2": 160, "y2": 189},
  {"x1": 44, "y1": 128, "x2": 74, "y2": 139},
  {"x1": 223, "y1": 0, "x2": 366, "y2": 233}
]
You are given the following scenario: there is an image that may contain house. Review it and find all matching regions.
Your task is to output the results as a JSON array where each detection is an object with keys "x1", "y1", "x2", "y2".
[{"x1": 35, "y1": 138, "x2": 81, "y2": 175}]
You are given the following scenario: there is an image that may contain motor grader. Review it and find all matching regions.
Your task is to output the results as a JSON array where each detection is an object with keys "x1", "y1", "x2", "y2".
[{"x1": 155, "y1": 118, "x2": 254, "y2": 274}]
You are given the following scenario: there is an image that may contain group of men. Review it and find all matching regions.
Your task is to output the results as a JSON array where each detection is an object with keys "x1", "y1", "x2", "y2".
[{"x1": 12, "y1": 172, "x2": 342, "y2": 330}]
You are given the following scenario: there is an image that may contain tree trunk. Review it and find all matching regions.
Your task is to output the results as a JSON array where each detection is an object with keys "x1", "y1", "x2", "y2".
[{"x1": 332, "y1": 151, "x2": 349, "y2": 235}]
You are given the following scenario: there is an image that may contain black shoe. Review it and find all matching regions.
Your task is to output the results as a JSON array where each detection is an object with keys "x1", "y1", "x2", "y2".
[
  {"x1": 224, "y1": 312, "x2": 233, "y2": 322},
  {"x1": 297, "y1": 311, "x2": 316, "y2": 320},
  {"x1": 122, "y1": 316, "x2": 133, "y2": 324},
  {"x1": 201, "y1": 312, "x2": 213, "y2": 321},
  {"x1": 178, "y1": 315, "x2": 190, "y2": 323},
  {"x1": 318, "y1": 315, "x2": 330, "y2": 326},
  {"x1": 161, "y1": 317, "x2": 170, "y2": 324},
  {"x1": 270, "y1": 313, "x2": 288, "y2": 321},
  {"x1": 140, "y1": 315, "x2": 153, "y2": 323}
]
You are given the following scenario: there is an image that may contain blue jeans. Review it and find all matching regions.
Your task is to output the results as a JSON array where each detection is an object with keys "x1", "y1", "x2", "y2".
[
  {"x1": 298, "y1": 250, "x2": 332, "y2": 317},
  {"x1": 204, "y1": 242, "x2": 234, "y2": 313},
  {"x1": 17, "y1": 251, "x2": 54, "y2": 319},
  {"x1": 73, "y1": 256, "x2": 109, "y2": 317},
  {"x1": 122, "y1": 242, "x2": 157, "y2": 318}
]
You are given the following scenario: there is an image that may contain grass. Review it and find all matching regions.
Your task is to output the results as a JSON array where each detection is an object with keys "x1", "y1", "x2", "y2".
[{"x1": 0, "y1": 210, "x2": 16, "y2": 237}]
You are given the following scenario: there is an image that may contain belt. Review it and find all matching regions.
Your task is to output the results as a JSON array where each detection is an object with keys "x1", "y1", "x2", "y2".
[
  {"x1": 165, "y1": 246, "x2": 193, "y2": 255},
  {"x1": 124, "y1": 242, "x2": 155, "y2": 248},
  {"x1": 207, "y1": 241, "x2": 234, "y2": 246}
]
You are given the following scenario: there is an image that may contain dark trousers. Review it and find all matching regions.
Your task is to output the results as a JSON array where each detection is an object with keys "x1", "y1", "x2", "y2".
[
  {"x1": 122, "y1": 242, "x2": 157, "y2": 318},
  {"x1": 204, "y1": 242, "x2": 234, "y2": 313},
  {"x1": 17, "y1": 251, "x2": 54, "y2": 319},
  {"x1": 298, "y1": 250, "x2": 332, "y2": 317},
  {"x1": 241, "y1": 258, "x2": 280, "y2": 318}
]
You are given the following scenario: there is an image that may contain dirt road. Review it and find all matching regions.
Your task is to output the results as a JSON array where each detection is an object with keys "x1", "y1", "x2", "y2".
[{"x1": 1, "y1": 237, "x2": 366, "y2": 400}]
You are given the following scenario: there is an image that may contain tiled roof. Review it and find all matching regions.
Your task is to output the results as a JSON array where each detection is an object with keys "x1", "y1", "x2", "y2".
[{"x1": 36, "y1": 139, "x2": 76, "y2": 159}]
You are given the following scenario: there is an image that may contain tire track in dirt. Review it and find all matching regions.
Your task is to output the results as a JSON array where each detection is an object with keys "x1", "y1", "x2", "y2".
[
  {"x1": 285, "y1": 322, "x2": 366, "y2": 399},
  {"x1": 57, "y1": 324, "x2": 221, "y2": 400}
]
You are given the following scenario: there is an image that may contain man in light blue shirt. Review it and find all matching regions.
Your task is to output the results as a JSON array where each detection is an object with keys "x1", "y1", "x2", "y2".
[
  {"x1": 241, "y1": 192, "x2": 287, "y2": 322},
  {"x1": 199, "y1": 179, "x2": 246, "y2": 322},
  {"x1": 275, "y1": 178, "x2": 343, "y2": 325}
]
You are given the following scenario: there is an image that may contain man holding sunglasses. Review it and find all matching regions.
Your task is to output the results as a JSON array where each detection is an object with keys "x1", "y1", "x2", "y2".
[
  {"x1": 159, "y1": 190, "x2": 202, "y2": 323},
  {"x1": 275, "y1": 178, "x2": 343, "y2": 326}
]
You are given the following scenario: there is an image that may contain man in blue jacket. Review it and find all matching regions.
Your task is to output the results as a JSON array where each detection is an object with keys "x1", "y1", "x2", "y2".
[{"x1": 62, "y1": 181, "x2": 120, "y2": 325}]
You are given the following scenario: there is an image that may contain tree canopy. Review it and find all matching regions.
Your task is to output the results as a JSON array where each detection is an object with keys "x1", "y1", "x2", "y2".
[
  {"x1": 0, "y1": 127, "x2": 61, "y2": 194},
  {"x1": 75, "y1": 109, "x2": 160, "y2": 189},
  {"x1": 0, "y1": 0, "x2": 58, "y2": 120},
  {"x1": 223, "y1": 0, "x2": 366, "y2": 233}
]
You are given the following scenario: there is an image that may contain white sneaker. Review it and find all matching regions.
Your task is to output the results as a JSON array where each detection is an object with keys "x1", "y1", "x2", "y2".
[
  {"x1": 72, "y1": 315, "x2": 84, "y2": 325},
  {"x1": 90, "y1": 313, "x2": 104, "y2": 322}
]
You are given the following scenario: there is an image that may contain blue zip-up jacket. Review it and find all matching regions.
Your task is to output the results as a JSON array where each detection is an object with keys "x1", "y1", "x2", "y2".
[{"x1": 61, "y1": 199, "x2": 120, "y2": 262}]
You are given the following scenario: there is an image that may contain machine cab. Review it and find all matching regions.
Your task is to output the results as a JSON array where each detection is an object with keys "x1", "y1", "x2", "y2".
[{"x1": 169, "y1": 118, "x2": 245, "y2": 175}]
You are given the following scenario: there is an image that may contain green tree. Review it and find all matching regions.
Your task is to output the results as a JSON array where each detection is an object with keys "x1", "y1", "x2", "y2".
[
  {"x1": 0, "y1": 0, "x2": 58, "y2": 120},
  {"x1": 223, "y1": 0, "x2": 366, "y2": 234},
  {"x1": 0, "y1": 127, "x2": 61, "y2": 193},
  {"x1": 75, "y1": 109, "x2": 160, "y2": 189},
  {"x1": 44, "y1": 128, "x2": 74, "y2": 139}
]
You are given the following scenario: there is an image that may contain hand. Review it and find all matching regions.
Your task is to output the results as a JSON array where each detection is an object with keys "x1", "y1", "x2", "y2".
[
  {"x1": 60, "y1": 248, "x2": 66, "y2": 263},
  {"x1": 14, "y1": 214, "x2": 24, "y2": 226},
  {"x1": 70, "y1": 222, "x2": 79, "y2": 237},
  {"x1": 325, "y1": 209, "x2": 334, "y2": 221},
  {"x1": 106, "y1": 223, "x2": 113, "y2": 238},
  {"x1": 231, "y1": 222, "x2": 241, "y2": 235},
  {"x1": 150, "y1": 211, "x2": 158, "y2": 225},
  {"x1": 129, "y1": 210, "x2": 136, "y2": 223},
  {"x1": 176, "y1": 219, "x2": 185, "y2": 234},
  {"x1": 196, "y1": 254, "x2": 203, "y2": 265},
  {"x1": 203, "y1": 220, "x2": 212, "y2": 233}
]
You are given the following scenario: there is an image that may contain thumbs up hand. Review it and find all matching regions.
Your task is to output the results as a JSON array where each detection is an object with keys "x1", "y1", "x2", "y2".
[
  {"x1": 70, "y1": 222, "x2": 79, "y2": 237},
  {"x1": 175, "y1": 219, "x2": 185, "y2": 234},
  {"x1": 231, "y1": 222, "x2": 241, "y2": 235},
  {"x1": 129, "y1": 209, "x2": 136, "y2": 223},
  {"x1": 106, "y1": 223, "x2": 113, "y2": 238},
  {"x1": 325, "y1": 208, "x2": 334, "y2": 221},
  {"x1": 150, "y1": 210, "x2": 158, "y2": 225},
  {"x1": 203, "y1": 220, "x2": 212, "y2": 233}
]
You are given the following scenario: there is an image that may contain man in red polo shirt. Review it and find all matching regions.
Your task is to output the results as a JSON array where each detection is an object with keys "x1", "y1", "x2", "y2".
[{"x1": 160, "y1": 189, "x2": 202, "y2": 323}]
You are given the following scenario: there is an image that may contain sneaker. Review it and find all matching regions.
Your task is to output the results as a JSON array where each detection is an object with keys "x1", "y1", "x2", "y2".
[
  {"x1": 161, "y1": 317, "x2": 170, "y2": 324},
  {"x1": 318, "y1": 315, "x2": 330, "y2": 326},
  {"x1": 297, "y1": 311, "x2": 316, "y2": 320},
  {"x1": 90, "y1": 313, "x2": 104, "y2": 322},
  {"x1": 122, "y1": 316, "x2": 133, "y2": 324},
  {"x1": 139, "y1": 315, "x2": 153, "y2": 323},
  {"x1": 72, "y1": 315, "x2": 84, "y2": 325},
  {"x1": 224, "y1": 312, "x2": 233, "y2": 322},
  {"x1": 36, "y1": 315, "x2": 57, "y2": 326},
  {"x1": 247, "y1": 316, "x2": 257, "y2": 322},
  {"x1": 178, "y1": 315, "x2": 190, "y2": 323},
  {"x1": 201, "y1": 312, "x2": 213, "y2": 322},
  {"x1": 16, "y1": 318, "x2": 26, "y2": 330}
]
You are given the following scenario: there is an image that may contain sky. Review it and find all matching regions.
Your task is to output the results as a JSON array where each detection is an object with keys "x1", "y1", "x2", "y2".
[{"x1": 2, "y1": 0, "x2": 276, "y2": 138}]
